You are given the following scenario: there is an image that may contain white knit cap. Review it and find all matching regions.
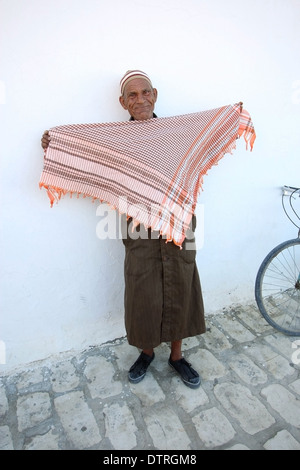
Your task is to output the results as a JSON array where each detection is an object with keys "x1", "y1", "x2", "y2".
[{"x1": 120, "y1": 70, "x2": 152, "y2": 95}]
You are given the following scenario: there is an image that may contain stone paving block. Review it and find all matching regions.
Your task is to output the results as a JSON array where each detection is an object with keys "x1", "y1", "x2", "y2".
[
  {"x1": 15, "y1": 368, "x2": 44, "y2": 392},
  {"x1": 103, "y1": 402, "x2": 137, "y2": 450},
  {"x1": 226, "y1": 444, "x2": 250, "y2": 450},
  {"x1": 189, "y1": 349, "x2": 226, "y2": 381},
  {"x1": 202, "y1": 323, "x2": 233, "y2": 351},
  {"x1": 214, "y1": 383, "x2": 275, "y2": 435},
  {"x1": 150, "y1": 344, "x2": 172, "y2": 372},
  {"x1": 245, "y1": 343, "x2": 294, "y2": 380},
  {"x1": 0, "y1": 383, "x2": 8, "y2": 417},
  {"x1": 172, "y1": 376, "x2": 209, "y2": 413},
  {"x1": 181, "y1": 336, "x2": 200, "y2": 350},
  {"x1": 289, "y1": 379, "x2": 300, "y2": 395},
  {"x1": 129, "y1": 372, "x2": 165, "y2": 406},
  {"x1": 50, "y1": 360, "x2": 80, "y2": 393},
  {"x1": 236, "y1": 305, "x2": 271, "y2": 334},
  {"x1": 214, "y1": 315, "x2": 256, "y2": 343},
  {"x1": 228, "y1": 353, "x2": 268, "y2": 386},
  {"x1": 144, "y1": 406, "x2": 191, "y2": 450},
  {"x1": 114, "y1": 342, "x2": 139, "y2": 371},
  {"x1": 0, "y1": 425, "x2": 13, "y2": 450},
  {"x1": 265, "y1": 355, "x2": 295, "y2": 380},
  {"x1": 54, "y1": 391, "x2": 101, "y2": 449},
  {"x1": 17, "y1": 392, "x2": 52, "y2": 432},
  {"x1": 261, "y1": 384, "x2": 300, "y2": 428},
  {"x1": 192, "y1": 407, "x2": 236, "y2": 448},
  {"x1": 152, "y1": 357, "x2": 171, "y2": 375},
  {"x1": 263, "y1": 430, "x2": 300, "y2": 450},
  {"x1": 84, "y1": 355, "x2": 122, "y2": 399},
  {"x1": 245, "y1": 343, "x2": 279, "y2": 364},
  {"x1": 264, "y1": 333, "x2": 297, "y2": 361},
  {"x1": 24, "y1": 428, "x2": 60, "y2": 450}
]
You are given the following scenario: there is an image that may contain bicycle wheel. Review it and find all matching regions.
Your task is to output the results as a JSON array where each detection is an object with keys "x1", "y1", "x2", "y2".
[{"x1": 255, "y1": 238, "x2": 300, "y2": 336}]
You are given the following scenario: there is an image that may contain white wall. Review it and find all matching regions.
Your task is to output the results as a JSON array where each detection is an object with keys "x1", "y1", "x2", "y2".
[{"x1": 1, "y1": 0, "x2": 300, "y2": 372}]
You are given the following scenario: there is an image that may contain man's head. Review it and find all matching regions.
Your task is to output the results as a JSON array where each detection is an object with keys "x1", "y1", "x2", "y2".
[{"x1": 119, "y1": 70, "x2": 157, "y2": 121}]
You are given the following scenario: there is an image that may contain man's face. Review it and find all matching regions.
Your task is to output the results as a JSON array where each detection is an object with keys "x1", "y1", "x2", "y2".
[{"x1": 119, "y1": 78, "x2": 157, "y2": 121}]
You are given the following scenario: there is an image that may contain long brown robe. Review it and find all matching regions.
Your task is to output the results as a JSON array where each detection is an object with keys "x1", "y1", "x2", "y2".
[{"x1": 122, "y1": 215, "x2": 206, "y2": 349}]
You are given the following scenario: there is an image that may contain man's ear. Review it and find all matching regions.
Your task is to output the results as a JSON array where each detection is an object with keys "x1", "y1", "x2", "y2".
[
  {"x1": 119, "y1": 95, "x2": 128, "y2": 110},
  {"x1": 153, "y1": 88, "x2": 158, "y2": 102}
]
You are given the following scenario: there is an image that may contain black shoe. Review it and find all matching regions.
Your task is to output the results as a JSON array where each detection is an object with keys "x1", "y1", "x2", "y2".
[
  {"x1": 128, "y1": 352, "x2": 155, "y2": 384},
  {"x1": 168, "y1": 356, "x2": 201, "y2": 389}
]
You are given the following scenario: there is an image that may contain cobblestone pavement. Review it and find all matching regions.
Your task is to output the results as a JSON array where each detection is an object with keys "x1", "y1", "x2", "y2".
[{"x1": 1, "y1": 303, "x2": 300, "y2": 451}]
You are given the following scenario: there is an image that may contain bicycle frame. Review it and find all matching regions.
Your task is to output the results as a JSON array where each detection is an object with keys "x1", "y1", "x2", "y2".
[{"x1": 282, "y1": 185, "x2": 300, "y2": 234}]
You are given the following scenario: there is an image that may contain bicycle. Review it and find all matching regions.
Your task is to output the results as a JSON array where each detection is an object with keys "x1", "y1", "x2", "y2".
[{"x1": 255, "y1": 185, "x2": 300, "y2": 336}]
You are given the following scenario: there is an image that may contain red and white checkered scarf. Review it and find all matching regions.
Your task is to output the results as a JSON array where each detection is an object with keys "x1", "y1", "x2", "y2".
[{"x1": 39, "y1": 103, "x2": 255, "y2": 246}]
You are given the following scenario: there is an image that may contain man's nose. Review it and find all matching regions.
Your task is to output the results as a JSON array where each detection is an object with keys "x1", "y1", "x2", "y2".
[{"x1": 136, "y1": 93, "x2": 145, "y2": 103}]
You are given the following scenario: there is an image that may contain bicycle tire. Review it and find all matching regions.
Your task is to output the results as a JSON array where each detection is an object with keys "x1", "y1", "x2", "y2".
[{"x1": 255, "y1": 238, "x2": 300, "y2": 336}]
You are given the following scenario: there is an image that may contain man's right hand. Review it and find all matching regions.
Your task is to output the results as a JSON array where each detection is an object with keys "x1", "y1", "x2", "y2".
[{"x1": 41, "y1": 130, "x2": 50, "y2": 150}]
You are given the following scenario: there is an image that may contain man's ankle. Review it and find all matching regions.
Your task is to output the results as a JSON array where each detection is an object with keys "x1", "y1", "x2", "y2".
[
  {"x1": 170, "y1": 354, "x2": 182, "y2": 362},
  {"x1": 142, "y1": 349, "x2": 154, "y2": 357}
]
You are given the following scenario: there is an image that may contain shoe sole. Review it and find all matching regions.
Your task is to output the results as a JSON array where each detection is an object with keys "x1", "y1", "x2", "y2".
[
  {"x1": 128, "y1": 372, "x2": 146, "y2": 384},
  {"x1": 168, "y1": 361, "x2": 201, "y2": 389}
]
